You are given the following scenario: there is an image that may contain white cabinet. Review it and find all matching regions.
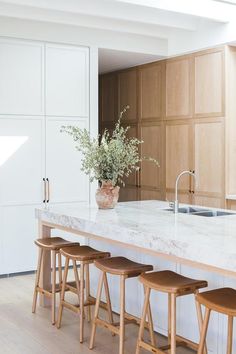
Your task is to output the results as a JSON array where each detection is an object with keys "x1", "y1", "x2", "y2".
[
  {"x1": 0, "y1": 39, "x2": 44, "y2": 116},
  {"x1": 45, "y1": 44, "x2": 89, "y2": 117},
  {"x1": 0, "y1": 38, "x2": 91, "y2": 275},
  {"x1": 45, "y1": 117, "x2": 89, "y2": 204},
  {"x1": 0, "y1": 117, "x2": 44, "y2": 205}
]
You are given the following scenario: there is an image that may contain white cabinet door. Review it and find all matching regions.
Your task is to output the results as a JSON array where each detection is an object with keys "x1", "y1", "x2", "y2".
[
  {"x1": 46, "y1": 117, "x2": 89, "y2": 204},
  {"x1": 0, "y1": 39, "x2": 44, "y2": 115},
  {"x1": 0, "y1": 117, "x2": 44, "y2": 205},
  {"x1": 1, "y1": 204, "x2": 39, "y2": 274},
  {"x1": 45, "y1": 44, "x2": 89, "y2": 117}
]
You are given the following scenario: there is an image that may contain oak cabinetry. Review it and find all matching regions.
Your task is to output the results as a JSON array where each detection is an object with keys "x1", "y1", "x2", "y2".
[
  {"x1": 165, "y1": 120, "x2": 192, "y2": 203},
  {"x1": 165, "y1": 56, "x2": 192, "y2": 119},
  {"x1": 193, "y1": 118, "x2": 225, "y2": 207},
  {"x1": 139, "y1": 63, "x2": 162, "y2": 121},
  {"x1": 100, "y1": 73, "x2": 118, "y2": 123},
  {"x1": 118, "y1": 68, "x2": 137, "y2": 122},
  {"x1": 194, "y1": 48, "x2": 224, "y2": 117}
]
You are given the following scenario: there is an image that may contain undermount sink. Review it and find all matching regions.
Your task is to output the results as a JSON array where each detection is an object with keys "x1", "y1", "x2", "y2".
[{"x1": 165, "y1": 207, "x2": 235, "y2": 217}]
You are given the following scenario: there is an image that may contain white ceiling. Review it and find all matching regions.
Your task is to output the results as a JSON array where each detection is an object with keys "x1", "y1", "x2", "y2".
[
  {"x1": 99, "y1": 48, "x2": 162, "y2": 74},
  {"x1": 1, "y1": 0, "x2": 236, "y2": 60}
]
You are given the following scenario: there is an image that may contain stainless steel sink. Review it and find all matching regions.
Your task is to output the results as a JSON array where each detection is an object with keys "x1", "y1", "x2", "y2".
[
  {"x1": 165, "y1": 207, "x2": 235, "y2": 217},
  {"x1": 165, "y1": 207, "x2": 208, "y2": 214}
]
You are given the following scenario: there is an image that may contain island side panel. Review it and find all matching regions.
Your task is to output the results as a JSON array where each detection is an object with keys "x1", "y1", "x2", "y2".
[{"x1": 38, "y1": 220, "x2": 53, "y2": 306}]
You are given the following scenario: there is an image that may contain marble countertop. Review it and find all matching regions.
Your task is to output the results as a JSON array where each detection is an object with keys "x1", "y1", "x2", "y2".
[{"x1": 35, "y1": 200, "x2": 236, "y2": 276}]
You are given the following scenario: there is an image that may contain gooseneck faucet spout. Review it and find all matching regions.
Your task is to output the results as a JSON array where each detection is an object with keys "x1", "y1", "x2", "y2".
[{"x1": 171, "y1": 170, "x2": 196, "y2": 213}]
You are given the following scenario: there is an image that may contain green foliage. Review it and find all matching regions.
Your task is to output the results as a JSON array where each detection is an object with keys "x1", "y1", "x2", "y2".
[{"x1": 61, "y1": 106, "x2": 159, "y2": 186}]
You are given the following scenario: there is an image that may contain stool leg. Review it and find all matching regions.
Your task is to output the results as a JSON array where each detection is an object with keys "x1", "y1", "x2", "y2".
[
  {"x1": 227, "y1": 316, "x2": 233, "y2": 354},
  {"x1": 32, "y1": 248, "x2": 43, "y2": 313},
  {"x1": 170, "y1": 293, "x2": 176, "y2": 354},
  {"x1": 58, "y1": 252, "x2": 62, "y2": 286},
  {"x1": 103, "y1": 273, "x2": 114, "y2": 326},
  {"x1": 51, "y1": 250, "x2": 57, "y2": 325},
  {"x1": 119, "y1": 275, "x2": 126, "y2": 354},
  {"x1": 168, "y1": 293, "x2": 171, "y2": 345},
  {"x1": 195, "y1": 292, "x2": 208, "y2": 354},
  {"x1": 57, "y1": 257, "x2": 69, "y2": 329},
  {"x1": 89, "y1": 272, "x2": 104, "y2": 350},
  {"x1": 146, "y1": 292, "x2": 156, "y2": 347},
  {"x1": 135, "y1": 286, "x2": 151, "y2": 354},
  {"x1": 72, "y1": 259, "x2": 80, "y2": 302},
  {"x1": 198, "y1": 308, "x2": 211, "y2": 354},
  {"x1": 85, "y1": 263, "x2": 92, "y2": 322},
  {"x1": 79, "y1": 262, "x2": 85, "y2": 343}
]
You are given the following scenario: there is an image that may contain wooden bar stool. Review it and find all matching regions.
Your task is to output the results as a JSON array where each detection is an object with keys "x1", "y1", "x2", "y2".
[
  {"x1": 136, "y1": 270, "x2": 208, "y2": 354},
  {"x1": 89, "y1": 256, "x2": 154, "y2": 354},
  {"x1": 57, "y1": 245, "x2": 111, "y2": 343},
  {"x1": 196, "y1": 287, "x2": 236, "y2": 354},
  {"x1": 32, "y1": 237, "x2": 80, "y2": 325}
]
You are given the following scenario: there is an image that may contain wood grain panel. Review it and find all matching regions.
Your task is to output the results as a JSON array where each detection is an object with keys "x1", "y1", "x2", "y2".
[
  {"x1": 141, "y1": 124, "x2": 161, "y2": 189},
  {"x1": 140, "y1": 189, "x2": 162, "y2": 200},
  {"x1": 194, "y1": 50, "x2": 224, "y2": 116},
  {"x1": 118, "y1": 69, "x2": 137, "y2": 121},
  {"x1": 166, "y1": 121, "x2": 192, "y2": 191},
  {"x1": 100, "y1": 73, "x2": 118, "y2": 123},
  {"x1": 139, "y1": 64, "x2": 162, "y2": 120},
  {"x1": 119, "y1": 186, "x2": 139, "y2": 202},
  {"x1": 166, "y1": 57, "x2": 191, "y2": 119},
  {"x1": 193, "y1": 119, "x2": 224, "y2": 195}
]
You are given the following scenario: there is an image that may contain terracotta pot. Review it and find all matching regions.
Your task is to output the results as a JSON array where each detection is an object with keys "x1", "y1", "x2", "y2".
[{"x1": 96, "y1": 180, "x2": 120, "y2": 209}]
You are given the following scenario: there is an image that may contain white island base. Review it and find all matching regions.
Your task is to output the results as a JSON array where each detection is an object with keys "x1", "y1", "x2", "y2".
[{"x1": 36, "y1": 200, "x2": 236, "y2": 354}]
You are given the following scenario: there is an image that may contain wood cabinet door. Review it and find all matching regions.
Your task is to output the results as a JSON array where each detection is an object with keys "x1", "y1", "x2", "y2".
[
  {"x1": 139, "y1": 63, "x2": 162, "y2": 121},
  {"x1": 119, "y1": 186, "x2": 139, "y2": 202},
  {"x1": 193, "y1": 118, "x2": 225, "y2": 207},
  {"x1": 165, "y1": 56, "x2": 192, "y2": 119},
  {"x1": 118, "y1": 69, "x2": 137, "y2": 122},
  {"x1": 194, "y1": 49, "x2": 224, "y2": 117},
  {"x1": 46, "y1": 44, "x2": 89, "y2": 117},
  {"x1": 165, "y1": 121, "x2": 192, "y2": 200},
  {"x1": 140, "y1": 124, "x2": 162, "y2": 191},
  {"x1": 100, "y1": 73, "x2": 118, "y2": 123}
]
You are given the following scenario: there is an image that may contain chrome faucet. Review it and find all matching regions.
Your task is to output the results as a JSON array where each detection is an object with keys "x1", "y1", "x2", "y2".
[{"x1": 170, "y1": 170, "x2": 196, "y2": 213}]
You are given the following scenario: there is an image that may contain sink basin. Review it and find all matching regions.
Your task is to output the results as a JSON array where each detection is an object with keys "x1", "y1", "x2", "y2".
[
  {"x1": 193, "y1": 210, "x2": 235, "y2": 217},
  {"x1": 165, "y1": 207, "x2": 208, "y2": 214},
  {"x1": 165, "y1": 207, "x2": 235, "y2": 217}
]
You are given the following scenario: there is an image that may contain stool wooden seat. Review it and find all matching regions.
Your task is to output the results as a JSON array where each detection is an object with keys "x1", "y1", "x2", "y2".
[
  {"x1": 196, "y1": 287, "x2": 236, "y2": 354},
  {"x1": 32, "y1": 237, "x2": 80, "y2": 325},
  {"x1": 90, "y1": 256, "x2": 154, "y2": 354},
  {"x1": 57, "y1": 245, "x2": 111, "y2": 343},
  {"x1": 136, "y1": 270, "x2": 208, "y2": 354}
]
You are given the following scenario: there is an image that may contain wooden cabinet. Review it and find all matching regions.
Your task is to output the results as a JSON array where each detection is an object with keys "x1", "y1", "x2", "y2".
[
  {"x1": 140, "y1": 123, "x2": 164, "y2": 199},
  {"x1": 118, "y1": 69, "x2": 137, "y2": 122},
  {"x1": 194, "y1": 48, "x2": 224, "y2": 117},
  {"x1": 165, "y1": 120, "x2": 192, "y2": 203},
  {"x1": 165, "y1": 118, "x2": 225, "y2": 208},
  {"x1": 119, "y1": 186, "x2": 139, "y2": 202},
  {"x1": 139, "y1": 63, "x2": 162, "y2": 121},
  {"x1": 193, "y1": 118, "x2": 225, "y2": 207},
  {"x1": 165, "y1": 56, "x2": 192, "y2": 119},
  {"x1": 100, "y1": 73, "x2": 118, "y2": 123}
]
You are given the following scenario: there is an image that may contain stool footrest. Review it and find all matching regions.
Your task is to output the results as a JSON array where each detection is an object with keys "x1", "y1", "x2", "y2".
[
  {"x1": 36, "y1": 286, "x2": 61, "y2": 297},
  {"x1": 176, "y1": 334, "x2": 198, "y2": 351},
  {"x1": 95, "y1": 318, "x2": 120, "y2": 335},
  {"x1": 139, "y1": 340, "x2": 165, "y2": 354}
]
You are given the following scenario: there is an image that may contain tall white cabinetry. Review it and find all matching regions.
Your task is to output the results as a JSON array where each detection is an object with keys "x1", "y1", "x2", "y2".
[{"x1": 0, "y1": 38, "x2": 90, "y2": 274}]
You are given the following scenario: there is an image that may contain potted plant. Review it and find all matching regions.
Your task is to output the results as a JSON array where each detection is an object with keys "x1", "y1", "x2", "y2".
[{"x1": 61, "y1": 106, "x2": 159, "y2": 209}]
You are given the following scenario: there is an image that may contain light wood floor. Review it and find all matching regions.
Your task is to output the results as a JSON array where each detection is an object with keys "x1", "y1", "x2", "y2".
[{"x1": 0, "y1": 272, "x2": 195, "y2": 354}]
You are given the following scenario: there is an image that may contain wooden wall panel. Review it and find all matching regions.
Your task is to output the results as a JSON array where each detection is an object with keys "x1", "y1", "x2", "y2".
[
  {"x1": 194, "y1": 49, "x2": 224, "y2": 117},
  {"x1": 100, "y1": 73, "x2": 118, "y2": 123},
  {"x1": 165, "y1": 57, "x2": 192, "y2": 119},
  {"x1": 118, "y1": 69, "x2": 137, "y2": 122},
  {"x1": 139, "y1": 63, "x2": 162, "y2": 120}
]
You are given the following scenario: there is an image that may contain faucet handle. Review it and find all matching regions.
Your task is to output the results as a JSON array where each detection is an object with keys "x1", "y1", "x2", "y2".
[{"x1": 169, "y1": 201, "x2": 174, "y2": 209}]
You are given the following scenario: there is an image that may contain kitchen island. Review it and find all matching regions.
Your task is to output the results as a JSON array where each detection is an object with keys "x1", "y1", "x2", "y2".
[{"x1": 35, "y1": 200, "x2": 236, "y2": 353}]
